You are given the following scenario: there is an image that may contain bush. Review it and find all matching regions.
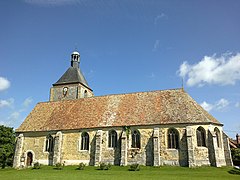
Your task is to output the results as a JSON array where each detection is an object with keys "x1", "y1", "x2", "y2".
[
  {"x1": 77, "y1": 162, "x2": 86, "y2": 170},
  {"x1": 99, "y1": 162, "x2": 111, "y2": 170},
  {"x1": 129, "y1": 164, "x2": 140, "y2": 171},
  {"x1": 32, "y1": 162, "x2": 41, "y2": 169},
  {"x1": 231, "y1": 148, "x2": 240, "y2": 166},
  {"x1": 55, "y1": 163, "x2": 64, "y2": 170}
]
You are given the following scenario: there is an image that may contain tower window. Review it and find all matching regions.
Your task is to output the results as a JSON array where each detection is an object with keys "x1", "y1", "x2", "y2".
[
  {"x1": 168, "y1": 128, "x2": 179, "y2": 149},
  {"x1": 108, "y1": 130, "x2": 117, "y2": 148},
  {"x1": 84, "y1": 90, "x2": 88, "y2": 98},
  {"x1": 196, "y1": 127, "x2": 206, "y2": 147},
  {"x1": 63, "y1": 87, "x2": 68, "y2": 96},
  {"x1": 132, "y1": 130, "x2": 141, "y2": 148},
  {"x1": 81, "y1": 132, "x2": 89, "y2": 150}
]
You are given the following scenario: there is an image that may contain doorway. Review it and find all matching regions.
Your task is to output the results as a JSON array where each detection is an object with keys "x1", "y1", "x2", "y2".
[{"x1": 27, "y1": 152, "x2": 33, "y2": 166}]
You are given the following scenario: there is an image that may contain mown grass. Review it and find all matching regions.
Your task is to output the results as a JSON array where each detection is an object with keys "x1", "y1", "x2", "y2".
[{"x1": 0, "y1": 165, "x2": 239, "y2": 180}]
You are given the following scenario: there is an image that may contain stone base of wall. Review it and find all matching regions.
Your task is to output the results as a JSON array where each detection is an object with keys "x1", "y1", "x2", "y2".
[
  {"x1": 162, "y1": 160, "x2": 179, "y2": 166},
  {"x1": 195, "y1": 160, "x2": 210, "y2": 166},
  {"x1": 62, "y1": 160, "x2": 90, "y2": 166}
]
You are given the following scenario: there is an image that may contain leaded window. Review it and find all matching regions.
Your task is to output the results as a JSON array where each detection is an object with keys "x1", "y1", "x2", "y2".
[
  {"x1": 81, "y1": 132, "x2": 89, "y2": 150},
  {"x1": 196, "y1": 127, "x2": 206, "y2": 147},
  {"x1": 214, "y1": 127, "x2": 221, "y2": 148},
  {"x1": 168, "y1": 128, "x2": 179, "y2": 149},
  {"x1": 108, "y1": 130, "x2": 117, "y2": 148},
  {"x1": 45, "y1": 135, "x2": 54, "y2": 152},
  {"x1": 132, "y1": 130, "x2": 140, "y2": 148}
]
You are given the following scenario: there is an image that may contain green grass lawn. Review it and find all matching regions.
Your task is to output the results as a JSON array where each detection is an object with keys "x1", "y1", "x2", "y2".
[{"x1": 0, "y1": 166, "x2": 239, "y2": 180}]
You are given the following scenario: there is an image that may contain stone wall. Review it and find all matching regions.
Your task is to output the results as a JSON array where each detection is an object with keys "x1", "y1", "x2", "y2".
[
  {"x1": 50, "y1": 84, "x2": 93, "y2": 101},
  {"x1": 223, "y1": 132, "x2": 233, "y2": 166},
  {"x1": 13, "y1": 124, "x2": 229, "y2": 168}
]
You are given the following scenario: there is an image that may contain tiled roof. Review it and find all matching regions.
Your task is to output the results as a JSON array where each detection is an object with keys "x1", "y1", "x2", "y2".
[{"x1": 16, "y1": 89, "x2": 221, "y2": 132}]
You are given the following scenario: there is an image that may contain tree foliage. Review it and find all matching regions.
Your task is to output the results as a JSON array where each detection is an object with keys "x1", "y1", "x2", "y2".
[
  {"x1": 231, "y1": 148, "x2": 240, "y2": 161},
  {"x1": 0, "y1": 125, "x2": 15, "y2": 169}
]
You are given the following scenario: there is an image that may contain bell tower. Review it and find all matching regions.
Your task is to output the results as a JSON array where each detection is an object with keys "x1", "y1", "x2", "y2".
[
  {"x1": 71, "y1": 51, "x2": 80, "y2": 68},
  {"x1": 49, "y1": 51, "x2": 93, "y2": 101}
]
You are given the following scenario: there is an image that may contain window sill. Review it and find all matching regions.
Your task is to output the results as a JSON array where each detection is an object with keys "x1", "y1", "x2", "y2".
[
  {"x1": 196, "y1": 146, "x2": 207, "y2": 149},
  {"x1": 130, "y1": 148, "x2": 141, "y2": 150},
  {"x1": 166, "y1": 148, "x2": 179, "y2": 150},
  {"x1": 43, "y1": 151, "x2": 53, "y2": 154},
  {"x1": 79, "y1": 150, "x2": 89, "y2": 152},
  {"x1": 107, "y1": 147, "x2": 117, "y2": 150}
]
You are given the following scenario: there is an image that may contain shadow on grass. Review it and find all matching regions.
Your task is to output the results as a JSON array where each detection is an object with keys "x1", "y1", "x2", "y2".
[
  {"x1": 53, "y1": 167, "x2": 63, "y2": 170},
  {"x1": 228, "y1": 168, "x2": 240, "y2": 175}
]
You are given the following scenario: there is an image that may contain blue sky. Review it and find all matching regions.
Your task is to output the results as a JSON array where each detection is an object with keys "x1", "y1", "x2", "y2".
[{"x1": 0, "y1": 0, "x2": 239, "y2": 138}]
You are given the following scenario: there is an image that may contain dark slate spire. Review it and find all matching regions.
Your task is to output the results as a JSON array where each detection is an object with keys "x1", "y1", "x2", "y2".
[{"x1": 53, "y1": 51, "x2": 91, "y2": 90}]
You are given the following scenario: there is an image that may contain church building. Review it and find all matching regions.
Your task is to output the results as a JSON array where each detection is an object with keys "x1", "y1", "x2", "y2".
[{"x1": 13, "y1": 51, "x2": 233, "y2": 168}]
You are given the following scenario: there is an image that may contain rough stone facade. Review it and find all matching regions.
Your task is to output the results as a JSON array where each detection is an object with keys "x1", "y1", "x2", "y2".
[
  {"x1": 13, "y1": 124, "x2": 229, "y2": 168},
  {"x1": 50, "y1": 84, "x2": 93, "y2": 102}
]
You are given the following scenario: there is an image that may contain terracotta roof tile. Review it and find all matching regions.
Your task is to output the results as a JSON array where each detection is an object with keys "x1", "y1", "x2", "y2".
[{"x1": 16, "y1": 89, "x2": 221, "y2": 132}]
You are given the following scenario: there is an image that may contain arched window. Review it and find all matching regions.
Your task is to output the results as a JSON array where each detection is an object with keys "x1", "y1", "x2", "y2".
[
  {"x1": 132, "y1": 130, "x2": 141, "y2": 148},
  {"x1": 196, "y1": 127, "x2": 206, "y2": 147},
  {"x1": 45, "y1": 135, "x2": 54, "y2": 152},
  {"x1": 214, "y1": 127, "x2": 221, "y2": 148},
  {"x1": 84, "y1": 90, "x2": 88, "y2": 98},
  {"x1": 81, "y1": 132, "x2": 89, "y2": 150},
  {"x1": 108, "y1": 130, "x2": 117, "y2": 148},
  {"x1": 168, "y1": 128, "x2": 179, "y2": 149}
]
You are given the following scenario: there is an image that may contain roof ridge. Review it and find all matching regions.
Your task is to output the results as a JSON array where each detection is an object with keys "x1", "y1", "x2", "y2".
[{"x1": 38, "y1": 88, "x2": 184, "y2": 104}]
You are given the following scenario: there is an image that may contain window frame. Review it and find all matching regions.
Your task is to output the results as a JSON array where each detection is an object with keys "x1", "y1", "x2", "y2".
[
  {"x1": 108, "y1": 130, "x2": 118, "y2": 148},
  {"x1": 45, "y1": 135, "x2": 54, "y2": 153},
  {"x1": 167, "y1": 128, "x2": 179, "y2": 149},
  {"x1": 80, "y1": 132, "x2": 89, "y2": 151},
  {"x1": 214, "y1": 127, "x2": 221, "y2": 148},
  {"x1": 131, "y1": 130, "x2": 141, "y2": 149},
  {"x1": 196, "y1": 127, "x2": 206, "y2": 147}
]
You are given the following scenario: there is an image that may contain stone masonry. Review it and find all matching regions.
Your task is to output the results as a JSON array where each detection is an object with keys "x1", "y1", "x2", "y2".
[{"x1": 14, "y1": 125, "x2": 228, "y2": 168}]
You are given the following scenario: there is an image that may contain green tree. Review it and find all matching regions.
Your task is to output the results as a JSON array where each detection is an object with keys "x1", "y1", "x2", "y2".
[
  {"x1": 0, "y1": 125, "x2": 15, "y2": 169},
  {"x1": 231, "y1": 148, "x2": 240, "y2": 166}
]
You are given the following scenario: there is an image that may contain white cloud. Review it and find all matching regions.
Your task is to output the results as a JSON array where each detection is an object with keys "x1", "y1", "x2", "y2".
[
  {"x1": 23, "y1": 97, "x2": 33, "y2": 108},
  {"x1": 0, "y1": 77, "x2": 10, "y2": 91},
  {"x1": 6, "y1": 112, "x2": 21, "y2": 127},
  {"x1": 200, "y1": 98, "x2": 229, "y2": 112},
  {"x1": 178, "y1": 53, "x2": 240, "y2": 87},
  {"x1": 215, "y1": 98, "x2": 229, "y2": 110},
  {"x1": 236, "y1": 102, "x2": 240, "y2": 108},
  {"x1": 0, "y1": 98, "x2": 14, "y2": 108},
  {"x1": 24, "y1": 0, "x2": 81, "y2": 6},
  {"x1": 152, "y1": 40, "x2": 160, "y2": 51},
  {"x1": 0, "y1": 121, "x2": 9, "y2": 126},
  {"x1": 0, "y1": 97, "x2": 34, "y2": 128},
  {"x1": 154, "y1": 13, "x2": 167, "y2": 25},
  {"x1": 8, "y1": 112, "x2": 20, "y2": 121},
  {"x1": 200, "y1": 101, "x2": 214, "y2": 112}
]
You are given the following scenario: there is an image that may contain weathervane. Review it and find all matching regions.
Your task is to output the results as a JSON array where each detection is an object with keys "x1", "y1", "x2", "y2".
[{"x1": 181, "y1": 78, "x2": 184, "y2": 91}]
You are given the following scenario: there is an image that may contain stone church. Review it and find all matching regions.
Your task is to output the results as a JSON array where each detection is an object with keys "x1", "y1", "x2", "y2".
[{"x1": 13, "y1": 51, "x2": 233, "y2": 168}]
